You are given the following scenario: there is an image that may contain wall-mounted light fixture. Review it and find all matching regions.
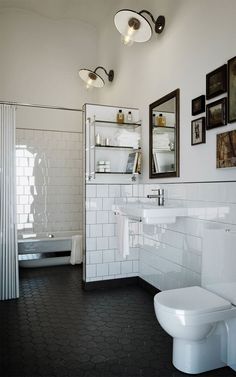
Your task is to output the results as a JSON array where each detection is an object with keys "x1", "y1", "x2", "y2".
[
  {"x1": 114, "y1": 9, "x2": 165, "y2": 46},
  {"x1": 79, "y1": 66, "x2": 114, "y2": 89}
]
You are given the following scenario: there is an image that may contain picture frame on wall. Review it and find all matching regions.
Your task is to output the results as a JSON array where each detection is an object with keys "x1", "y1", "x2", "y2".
[
  {"x1": 228, "y1": 56, "x2": 236, "y2": 123},
  {"x1": 126, "y1": 152, "x2": 138, "y2": 173},
  {"x1": 206, "y1": 64, "x2": 227, "y2": 100},
  {"x1": 217, "y1": 130, "x2": 236, "y2": 168},
  {"x1": 206, "y1": 98, "x2": 227, "y2": 130},
  {"x1": 191, "y1": 117, "x2": 206, "y2": 145},
  {"x1": 191, "y1": 95, "x2": 205, "y2": 116}
]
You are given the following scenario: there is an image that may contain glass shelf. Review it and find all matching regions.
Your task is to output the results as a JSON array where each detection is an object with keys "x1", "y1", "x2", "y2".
[
  {"x1": 95, "y1": 120, "x2": 141, "y2": 129},
  {"x1": 95, "y1": 145, "x2": 141, "y2": 150},
  {"x1": 153, "y1": 148, "x2": 175, "y2": 153},
  {"x1": 95, "y1": 171, "x2": 134, "y2": 175},
  {"x1": 153, "y1": 126, "x2": 175, "y2": 133}
]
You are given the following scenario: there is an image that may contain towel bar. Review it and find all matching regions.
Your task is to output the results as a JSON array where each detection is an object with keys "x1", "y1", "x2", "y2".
[{"x1": 113, "y1": 211, "x2": 142, "y2": 223}]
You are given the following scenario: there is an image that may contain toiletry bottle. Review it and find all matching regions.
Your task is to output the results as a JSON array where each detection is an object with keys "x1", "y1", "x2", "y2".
[
  {"x1": 153, "y1": 114, "x2": 156, "y2": 126},
  {"x1": 117, "y1": 109, "x2": 124, "y2": 124},
  {"x1": 95, "y1": 133, "x2": 101, "y2": 145},
  {"x1": 127, "y1": 111, "x2": 133, "y2": 123},
  {"x1": 157, "y1": 114, "x2": 166, "y2": 127}
]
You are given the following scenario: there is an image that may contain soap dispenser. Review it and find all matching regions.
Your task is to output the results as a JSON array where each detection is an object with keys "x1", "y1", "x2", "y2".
[
  {"x1": 117, "y1": 109, "x2": 124, "y2": 124},
  {"x1": 95, "y1": 133, "x2": 101, "y2": 145},
  {"x1": 152, "y1": 114, "x2": 156, "y2": 126},
  {"x1": 157, "y1": 114, "x2": 166, "y2": 127},
  {"x1": 126, "y1": 111, "x2": 133, "y2": 123}
]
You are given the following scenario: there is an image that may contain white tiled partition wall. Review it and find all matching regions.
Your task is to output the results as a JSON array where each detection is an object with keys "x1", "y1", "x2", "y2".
[
  {"x1": 139, "y1": 182, "x2": 236, "y2": 291},
  {"x1": 16, "y1": 129, "x2": 83, "y2": 236},
  {"x1": 85, "y1": 184, "x2": 139, "y2": 282}
]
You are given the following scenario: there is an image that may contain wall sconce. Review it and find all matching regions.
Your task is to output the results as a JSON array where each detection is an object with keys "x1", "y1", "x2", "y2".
[
  {"x1": 114, "y1": 9, "x2": 165, "y2": 46},
  {"x1": 79, "y1": 66, "x2": 114, "y2": 89}
]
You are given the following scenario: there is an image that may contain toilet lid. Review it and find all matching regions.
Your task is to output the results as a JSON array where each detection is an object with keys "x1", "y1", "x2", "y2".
[{"x1": 154, "y1": 286, "x2": 231, "y2": 315}]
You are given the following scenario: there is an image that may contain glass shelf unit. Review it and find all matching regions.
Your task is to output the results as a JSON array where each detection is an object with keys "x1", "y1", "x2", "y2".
[
  {"x1": 92, "y1": 118, "x2": 141, "y2": 178},
  {"x1": 85, "y1": 105, "x2": 141, "y2": 182}
]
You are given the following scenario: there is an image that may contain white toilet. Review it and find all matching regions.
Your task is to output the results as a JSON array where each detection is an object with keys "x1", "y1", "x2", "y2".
[{"x1": 154, "y1": 228, "x2": 236, "y2": 374}]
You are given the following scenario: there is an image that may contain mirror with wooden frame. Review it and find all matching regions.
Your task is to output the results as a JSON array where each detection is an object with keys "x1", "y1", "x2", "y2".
[{"x1": 149, "y1": 89, "x2": 180, "y2": 178}]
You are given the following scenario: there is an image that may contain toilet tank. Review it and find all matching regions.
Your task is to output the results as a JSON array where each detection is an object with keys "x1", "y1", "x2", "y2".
[{"x1": 202, "y1": 228, "x2": 236, "y2": 305}]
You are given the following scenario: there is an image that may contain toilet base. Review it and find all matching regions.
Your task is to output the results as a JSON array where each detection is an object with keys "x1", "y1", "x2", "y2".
[{"x1": 173, "y1": 328, "x2": 227, "y2": 374}]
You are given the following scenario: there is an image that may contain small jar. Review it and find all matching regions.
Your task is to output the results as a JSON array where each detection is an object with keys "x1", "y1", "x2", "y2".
[
  {"x1": 97, "y1": 166, "x2": 105, "y2": 172},
  {"x1": 169, "y1": 142, "x2": 175, "y2": 151}
]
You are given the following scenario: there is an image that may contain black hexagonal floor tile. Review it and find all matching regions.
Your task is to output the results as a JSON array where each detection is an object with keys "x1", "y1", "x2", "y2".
[{"x1": 0, "y1": 265, "x2": 236, "y2": 377}]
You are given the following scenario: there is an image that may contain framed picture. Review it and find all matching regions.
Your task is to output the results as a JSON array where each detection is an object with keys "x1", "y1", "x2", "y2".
[
  {"x1": 206, "y1": 98, "x2": 227, "y2": 130},
  {"x1": 217, "y1": 130, "x2": 236, "y2": 168},
  {"x1": 191, "y1": 117, "x2": 206, "y2": 145},
  {"x1": 126, "y1": 152, "x2": 138, "y2": 173},
  {"x1": 206, "y1": 65, "x2": 227, "y2": 100},
  {"x1": 192, "y1": 95, "x2": 205, "y2": 116},
  {"x1": 228, "y1": 56, "x2": 236, "y2": 123}
]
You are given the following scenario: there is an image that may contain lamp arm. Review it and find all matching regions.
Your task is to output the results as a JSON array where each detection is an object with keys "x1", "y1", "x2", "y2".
[
  {"x1": 139, "y1": 10, "x2": 165, "y2": 34},
  {"x1": 94, "y1": 66, "x2": 109, "y2": 77},
  {"x1": 139, "y1": 10, "x2": 156, "y2": 24}
]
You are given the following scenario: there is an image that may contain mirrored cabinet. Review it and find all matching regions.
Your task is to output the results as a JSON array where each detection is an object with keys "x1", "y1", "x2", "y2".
[{"x1": 149, "y1": 89, "x2": 180, "y2": 178}]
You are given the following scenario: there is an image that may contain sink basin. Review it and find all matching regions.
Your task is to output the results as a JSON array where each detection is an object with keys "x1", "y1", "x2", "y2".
[
  {"x1": 113, "y1": 201, "x2": 229, "y2": 225},
  {"x1": 114, "y1": 202, "x2": 185, "y2": 224}
]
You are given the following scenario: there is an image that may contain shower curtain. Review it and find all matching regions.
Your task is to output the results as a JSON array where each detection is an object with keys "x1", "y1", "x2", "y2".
[{"x1": 0, "y1": 104, "x2": 19, "y2": 300}]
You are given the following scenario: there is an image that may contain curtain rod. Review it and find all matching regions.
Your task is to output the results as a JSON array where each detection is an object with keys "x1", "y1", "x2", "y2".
[{"x1": 0, "y1": 100, "x2": 83, "y2": 112}]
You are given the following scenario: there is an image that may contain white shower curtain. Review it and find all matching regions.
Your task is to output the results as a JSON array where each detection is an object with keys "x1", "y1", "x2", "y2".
[{"x1": 0, "y1": 104, "x2": 19, "y2": 300}]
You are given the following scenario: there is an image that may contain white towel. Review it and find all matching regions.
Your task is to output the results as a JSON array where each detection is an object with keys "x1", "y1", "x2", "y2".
[
  {"x1": 70, "y1": 235, "x2": 82, "y2": 265},
  {"x1": 117, "y1": 214, "x2": 129, "y2": 258}
]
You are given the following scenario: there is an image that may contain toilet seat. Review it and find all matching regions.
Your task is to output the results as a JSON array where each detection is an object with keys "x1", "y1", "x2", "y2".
[{"x1": 154, "y1": 286, "x2": 231, "y2": 316}]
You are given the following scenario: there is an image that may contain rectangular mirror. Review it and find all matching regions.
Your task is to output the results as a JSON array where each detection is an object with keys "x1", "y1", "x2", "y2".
[{"x1": 149, "y1": 89, "x2": 180, "y2": 178}]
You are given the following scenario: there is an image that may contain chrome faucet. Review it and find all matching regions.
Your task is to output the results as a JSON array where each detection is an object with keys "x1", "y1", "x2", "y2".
[{"x1": 147, "y1": 188, "x2": 165, "y2": 206}]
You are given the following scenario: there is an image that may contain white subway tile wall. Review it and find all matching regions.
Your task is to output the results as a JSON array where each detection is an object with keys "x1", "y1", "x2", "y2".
[
  {"x1": 17, "y1": 137, "x2": 234, "y2": 292},
  {"x1": 139, "y1": 182, "x2": 236, "y2": 291},
  {"x1": 85, "y1": 184, "x2": 140, "y2": 282},
  {"x1": 16, "y1": 129, "x2": 83, "y2": 235},
  {"x1": 86, "y1": 182, "x2": 236, "y2": 291}
]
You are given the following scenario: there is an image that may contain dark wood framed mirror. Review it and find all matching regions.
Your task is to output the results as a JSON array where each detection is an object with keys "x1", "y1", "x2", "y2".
[{"x1": 149, "y1": 89, "x2": 180, "y2": 178}]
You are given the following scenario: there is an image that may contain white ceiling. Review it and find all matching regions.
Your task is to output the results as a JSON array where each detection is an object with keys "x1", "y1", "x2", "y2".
[{"x1": 0, "y1": 0, "x2": 119, "y2": 28}]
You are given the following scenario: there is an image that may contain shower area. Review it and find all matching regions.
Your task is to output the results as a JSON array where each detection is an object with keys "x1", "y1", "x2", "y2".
[{"x1": 14, "y1": 104, "x2": 84, "y2": 268}]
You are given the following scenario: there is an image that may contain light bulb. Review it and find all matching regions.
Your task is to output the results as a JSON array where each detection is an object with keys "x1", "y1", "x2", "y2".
[
  {"x1": 121, "y1": 34, "x2": 134, "y2": 46},
  {"x1": 121, "y1": 25, "x2": 136, "y2": 46},
  {"x1": 86, "y1": 78, "x2": 94, "y2": 89}
]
